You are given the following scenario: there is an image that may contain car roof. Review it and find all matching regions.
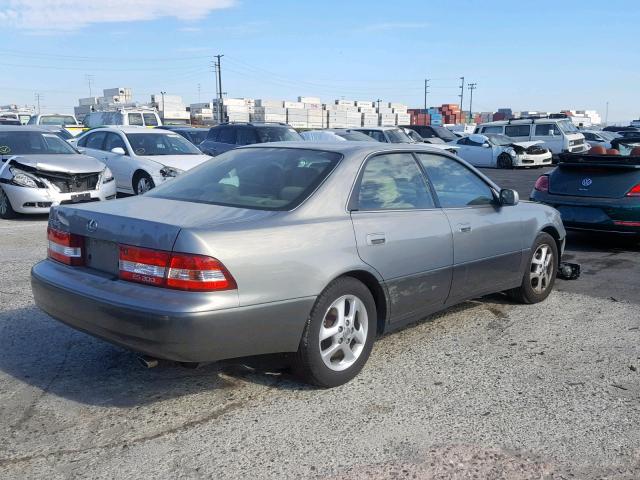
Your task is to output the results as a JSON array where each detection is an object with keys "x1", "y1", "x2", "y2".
[
  {"x1": 352, "y1": 126, "x2": 400, "y2": 131},
  {"x1": 243, "y1": 141, "x2": 450, "y2": 155},
  {"x1": 83, "y1": 126, "x2": 169, "y2": 134},
  {"x1": 0, "y1": 125, "x2": 51, "y2": 132}
]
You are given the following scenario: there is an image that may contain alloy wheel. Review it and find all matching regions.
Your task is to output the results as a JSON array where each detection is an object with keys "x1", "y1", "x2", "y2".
[
  {"x1": 530, "y1": 244, "x2": 554, "y2": 294},
  {"x1": 319, "y1": 294, "x2": 368, "y2": 372},
  {"x1": 137, "y1": 177, "x2": 152, "y2": 194},
  {"x1": 0, "y1": 189, "x2": 7, "y2": 216}
]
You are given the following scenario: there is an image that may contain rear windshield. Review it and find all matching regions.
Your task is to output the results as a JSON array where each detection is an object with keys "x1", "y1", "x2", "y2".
[
  {"x1": 185, "y1": 129, "x2": 208, "y2": 144},
  {"x1": 256, "y1": 127, "x2": 302, "y2": 142},
  {"x1": 149, "y1": 147, "x2": 341, "y2": 210},
  {"x1": 431, "y1": 126, "x2": 457, "y2": 142},
  {"x1": 0, "y1": 131, "x2": 77, "y2": 155},
  {"x1": 39, "y1": 115, "x2": 77, "y2": 126},
  {"x1": 385, "y1": 128, "x2": 412, "y2": 143}
]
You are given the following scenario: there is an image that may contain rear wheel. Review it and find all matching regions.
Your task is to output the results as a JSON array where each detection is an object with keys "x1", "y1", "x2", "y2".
[
  {"x1": 497, "y1": 153, "x2": 513, "y2": 169},
  {"x1": 508, "y1": 232, "x2": 558, "y2": 304},
  {"x1": 0, "y1": 187, "x2": 17, "y2": 219},
  {"x1": 133, "y1": 172, "x2": 155, "y2": 195},
  {"x1": 293, "y1": 277, "x2": 376, "y2": 387}
]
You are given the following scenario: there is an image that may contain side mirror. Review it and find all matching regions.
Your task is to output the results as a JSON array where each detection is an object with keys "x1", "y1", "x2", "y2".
[
  {"x1": 482, "y1": 143, "x2": 491, "y2": 148},
  {"x1": 499, "y1": 188, "x2": 519, "y2": 206},
  {"x1": 111, "y1": 147, "x2": 126, "y2": 155}
]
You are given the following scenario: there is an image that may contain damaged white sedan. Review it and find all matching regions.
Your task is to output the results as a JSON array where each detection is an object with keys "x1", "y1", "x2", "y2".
[
  {"x1": 0, "y1": 126, "x2": 116, "y2": 219},
  {"x1": 450, "y1": 133, "x2": 552, "y2": 169}
]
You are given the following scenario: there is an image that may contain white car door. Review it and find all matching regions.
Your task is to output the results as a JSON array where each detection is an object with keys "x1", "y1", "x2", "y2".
[
  {"x1": 531, "y1": 123, "x2": 563, "y2": 154},
  {"x1": 103, "y1": 132, "x2": 136, "y2": 192},
  {"x1": 455, "y1": 136, "x2": 493, "y2": 167},
  {"x1": 79, "y1": 131, "x2": 108, "y2": 161}
]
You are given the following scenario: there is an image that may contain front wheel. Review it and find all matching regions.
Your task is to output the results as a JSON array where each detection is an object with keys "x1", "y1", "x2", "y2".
[
  {"x1": 292, "y1": 277, "x2": 376, "y2": 387},
  {"x1": 508, "y1": 232, "x2": 558, "y2": 304},
  {"x1": 0, "y1": 187, "x2": 17, "y2": 219},
  {"x1": 133, "y1": 172, "x2": 155, "y2": 195},
  {"x1": 497, "y1": 153, "x2": 513, "y2": 169}
]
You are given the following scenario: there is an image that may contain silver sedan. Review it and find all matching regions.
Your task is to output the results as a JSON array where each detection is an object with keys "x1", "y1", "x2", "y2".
[{"x1": 31, "y1": 142, "x2": 565, "y2": 387}]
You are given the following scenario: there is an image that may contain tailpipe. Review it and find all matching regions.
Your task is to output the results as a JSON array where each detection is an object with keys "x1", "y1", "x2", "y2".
[{"x1": 138, "y1": 355, "x2": 159, "y2": 369}]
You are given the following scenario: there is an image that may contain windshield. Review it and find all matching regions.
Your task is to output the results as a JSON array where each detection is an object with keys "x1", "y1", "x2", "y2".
[
  {"x1": 149, "y1": 147, "x2": 341, "y2": 210},
  {"x1": 404, "y1": 129, "x2": 423, "y2": 142},
  {"x1": 40, "y1": 115, "x2": 78, "y2": 126},
  {"x1": 432, "y1": 126, "x2": 458, "y2": 142},
  {"x1": 256, "y1": 127, "x2": 302, "y2": 142},
  {"x1": 558, "y1": 120, "x2": 579, "y2": 134},
  {"x1": 0, "y1": 131, "x2": 78, "y2": 155},
  {"x1": 486, "y1": 134, "x2": 514, "y2": 146},
  {"x1": 125, "y1": 132, "x2": 202, "y2": 156},
  {"x1": 385, "y1": 128, "x2": 412, "y2": 143},
  {"x1": 337, "y1": 131, "x2": 378, "y2": 141}
]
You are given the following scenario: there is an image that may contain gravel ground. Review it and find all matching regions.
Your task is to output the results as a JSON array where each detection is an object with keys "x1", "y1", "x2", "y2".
[{"x1": 1, "y1": 208, "x2": 639, "y2": 479}]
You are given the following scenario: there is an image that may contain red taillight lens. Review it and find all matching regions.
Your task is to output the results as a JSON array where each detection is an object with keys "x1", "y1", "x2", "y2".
[
  {"x1": 167, "y1": 253, "x2": 237, "y2": 291},
  {"x1": 626, "y1": 184, "x2": 640, "y2": 197},
  {"x1": 119, "y1": 245, "x2": 170, "y2": 286},
  {"x1": 47, "y1": 227, "x2": 84, "y2": 266},
  {"x1": 534, "y1": 175, "x2": 549, "y2": 192},
  {"x1": 118, "y1": 245, "x2": 236, "y2": 291}
]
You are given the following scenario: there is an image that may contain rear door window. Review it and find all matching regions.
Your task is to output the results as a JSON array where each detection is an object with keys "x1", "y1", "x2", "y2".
[
  {"x1": 236, "y1": 127, "x2": 258, "y2": 145},
  {"x1": 356, "y1": 153, "x2": 435, "y2": 210},
  {"x1": 482, "y1": 126, "x2": 503, "y2": 134},
  {"x1": 143, "y1": 113, "x2": 159, "y2": 126},
  {"x1": 417, "y1": 153, "x2": 494, "y2": 208},
  {"x1": 505, "y1": 125, "x2": 531, "y2": 137},
  {"x1": 128, "y1": 113, "x2": 143, "y2": 126},
  {"x1": 84, "y1": 131, "x2": 107, "y2": 150}
]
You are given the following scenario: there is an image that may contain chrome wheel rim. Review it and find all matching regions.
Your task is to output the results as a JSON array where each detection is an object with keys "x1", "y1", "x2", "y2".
[
  {"x1": 319, "y1": 294, "x2": 368, "y2": 372},
  {"x1": 137, "y1": 177, "x2": 152, "y2": 194},
  {"x1": 0, "y1": 189, "x2": 7, "y2": 215},
  {"x1": 530, "y1": 244, "x2": 554, "y2": 294}
]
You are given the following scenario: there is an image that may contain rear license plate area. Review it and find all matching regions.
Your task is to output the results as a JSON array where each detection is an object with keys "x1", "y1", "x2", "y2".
[
  {"x1": 557, "y1": 206, "x2": 609, "y2": 223},
  {"x1": 71, "y1": 193, "x2": 91, "y2": 203},
  {"x1": 85, "y1": 238, "x2": 119, "y2": 276}
]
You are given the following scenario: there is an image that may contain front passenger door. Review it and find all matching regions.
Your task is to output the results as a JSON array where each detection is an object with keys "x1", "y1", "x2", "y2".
[
  {"x1": 103, "y1": 132, "x2": 132, "y2": 192},
  {"x1": 350, "y1": 152, "x2": 453, "y2": 324},
  {"x1": 416, "y1": 153, "x2": 523, "y2": 302}
]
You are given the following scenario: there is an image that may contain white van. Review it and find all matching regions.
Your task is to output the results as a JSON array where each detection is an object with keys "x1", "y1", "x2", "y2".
[
  {"x1": 83, "y1": 109, "x2": 162, "y2": 128},
  {"x1": 474, "y1": 118, "x2": 588, "y2": 156}
]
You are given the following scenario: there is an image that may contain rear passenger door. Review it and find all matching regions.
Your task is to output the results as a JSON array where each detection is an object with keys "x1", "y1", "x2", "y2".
[
  {"x1": 504, "y1": 124, "x2": 531, "y2": 142},
  {"x1": 350, "y1": 152, "x2": 453, "y2": 323},
  {"x1": 416, "y1": 153, "x2": 523, "y2": 302}
]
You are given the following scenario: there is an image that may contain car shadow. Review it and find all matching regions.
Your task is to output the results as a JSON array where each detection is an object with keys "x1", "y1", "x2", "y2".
[
  {"x1": 0, "y1": 305, "x2": 313, "y2": 408},
  {"x1": 564, "y1": 230, "x2": 640, "y2": 254}
]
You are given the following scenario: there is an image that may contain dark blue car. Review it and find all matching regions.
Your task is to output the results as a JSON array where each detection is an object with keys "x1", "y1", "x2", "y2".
[{"x1": 198, "y1": 122, "x2": 302, "y2": 156}]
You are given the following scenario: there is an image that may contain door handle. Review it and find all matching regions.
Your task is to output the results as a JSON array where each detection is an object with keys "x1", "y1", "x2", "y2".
[
  {"x1": 366, "y1": 233, "x2": 386, "y2": 245},
  {"x1": 458, "y1": 223, "x2": 472, "y2": 233}
]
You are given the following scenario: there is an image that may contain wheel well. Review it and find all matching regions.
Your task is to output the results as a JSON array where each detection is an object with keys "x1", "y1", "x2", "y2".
[
  {"x1": 338, "y1": 270, "x2": 388, "y2": 335},
  {"x1": 541, "y1": 226, "x2": 562, "y2": 264},
  {"x1": 132, "y1": 170, "x2": 149, "y2": 189}
]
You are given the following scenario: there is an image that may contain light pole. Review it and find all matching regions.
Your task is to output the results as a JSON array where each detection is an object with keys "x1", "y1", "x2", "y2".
[{"x1": 160, "y1": 91, "x2": 166, "y2": 120}]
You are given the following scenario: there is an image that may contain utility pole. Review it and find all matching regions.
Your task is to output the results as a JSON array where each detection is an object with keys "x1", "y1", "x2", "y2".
[
  {"x1": 34, "y1": 93, "x2": 41, "y2": 114},
  {"x1": 605, "y1": 101, "x2": 609, "y2": 125},
  {"x1": 459, "y1": 76, "x2": 465, "y2": 112},
  {"x1": 85, "y1": 74, "x2": 95, "y2": 97},
  {"x1": 423, "y1": 78, "x2": 430, "y2": 111},
  {"x1": 376, "y1": 99, "x2": 382, "y2": 126},
  {"x1": 214, "y1": 54, "x2": 224, "y2": 124},
  {"x1": 468, "y1": 83, "x2": 477, "y2": 119},
  {"x1": 160, "y1": 91, "x2": 166, "y2": 121},
  {"x1": 197, "y1": 83, "x2": 201, "y2": 103}
]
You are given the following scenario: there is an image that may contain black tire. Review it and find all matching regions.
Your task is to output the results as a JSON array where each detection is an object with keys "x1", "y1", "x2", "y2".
[
  {"x1": 292, "y1": 277, "x2": 376, "y2": 388},
  {"x1": 133, "y1": 172, "x2": 155, "y2": 195},
  {"x1": 508, "y1": 232, "x2": 558, "y2": 304},
  {"x1": 497, "y1": 153, "x2": 513, "y2": 169},
  {"x1": 0, "y1": 187, "x2": 17, "y2": 219}
]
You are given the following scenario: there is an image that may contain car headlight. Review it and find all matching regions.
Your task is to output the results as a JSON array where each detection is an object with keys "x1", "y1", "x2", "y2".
[
  {"x1": 101, "y1": 167, "x2": 115, "y2": 183},
  {"x1": 160, "y1": 166, "x2": 183, "y2": 178},
  {"x1": 9, "y1": 167, "x2": 41, "y2": 188}
]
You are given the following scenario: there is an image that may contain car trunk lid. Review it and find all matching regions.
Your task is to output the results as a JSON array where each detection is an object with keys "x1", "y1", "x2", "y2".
[{"x1": 549, "y1": 154, "x2": 640, "y2": 198}]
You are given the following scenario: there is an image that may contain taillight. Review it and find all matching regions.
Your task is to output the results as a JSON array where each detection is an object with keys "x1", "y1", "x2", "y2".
[
  {"x1": 47, "y1": 227, "x2": 84, "y2": 266},
  {"x1": 534, "y1": 175, "x2": 549, "y2": 192},
  {"x1": 118, "y1": 245, "x2": 236, "y2": 291},
  {"x1": 167, "y1": 253, "x2": 237, "y2": 291},
  {"x1": 119, "y1": 245, "x2": 170, "y2": 287},
  {"x1": 626, "y1": 184, "x2": 640, "y2": 197}
]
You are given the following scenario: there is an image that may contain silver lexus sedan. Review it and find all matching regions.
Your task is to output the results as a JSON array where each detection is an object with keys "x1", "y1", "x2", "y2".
[{"x1": 31, "y1": 142, "x2": 565, "y2": 387}]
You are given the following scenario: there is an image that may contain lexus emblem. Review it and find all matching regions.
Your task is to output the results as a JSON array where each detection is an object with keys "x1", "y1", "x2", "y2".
[
  {"x1": 581, "y1": 178, "x2": 593, "y2": 187},
  {"x1": 87, "y1": 219, "x2": 98, "y2": 232}
]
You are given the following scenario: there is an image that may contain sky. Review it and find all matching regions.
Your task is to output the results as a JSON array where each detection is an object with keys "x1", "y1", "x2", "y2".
[{"x1": 0, "y1": 0, "x2": 638, "y2": 123}]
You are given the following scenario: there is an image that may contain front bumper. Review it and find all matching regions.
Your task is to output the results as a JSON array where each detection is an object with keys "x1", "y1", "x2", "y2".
[
  {"x1": 514, "y1": 153, "x2": 553, "y2": 167},
  {"x1": 31, "y1": 260, "x2": 314, "y2": 362},
  {"x1": 530, "y1": 191, "x2": 640, "y2": 234},
  {"x1": 2, "y1": 180, "x2": 117, "y2": 214}
]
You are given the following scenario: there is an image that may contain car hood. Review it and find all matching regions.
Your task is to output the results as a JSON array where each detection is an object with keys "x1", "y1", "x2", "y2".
[
  {"x1": 140, "y1": 154, "x2": 212, "y2": 171},
  {"x1": 4, "y1": 154, "x2": 105, "y2": 174}
]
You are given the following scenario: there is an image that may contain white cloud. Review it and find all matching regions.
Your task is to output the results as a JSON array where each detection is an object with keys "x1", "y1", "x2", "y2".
[
  {"x1": 360, "y1": 22, "x2": 430, "y2": 32},
  {"x1": 0, "y1": 0, "x2": 237, "y2": 32}
]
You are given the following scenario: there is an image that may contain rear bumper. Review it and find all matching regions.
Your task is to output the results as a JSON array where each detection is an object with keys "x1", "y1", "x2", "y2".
[
  {"x1": 530, "y1": 192, "x2": 640, "y2": 234},
  {"x1": 31, "y1": 260, "x2": 314, "y2": 362}
]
